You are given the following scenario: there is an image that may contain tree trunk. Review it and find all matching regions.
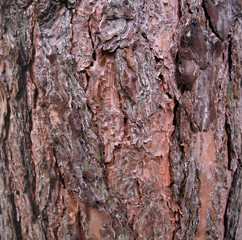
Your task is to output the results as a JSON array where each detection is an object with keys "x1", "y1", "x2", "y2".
[{"x1": 0, "y1": 0, "x2": 241, "y2": 239}]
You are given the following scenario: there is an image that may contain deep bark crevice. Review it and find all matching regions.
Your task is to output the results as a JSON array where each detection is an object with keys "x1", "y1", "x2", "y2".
[
  {"x1": 9, "y1": 193, "x2": 22, "y2": 240},
  {"x1": 33, "y1": 88, "x2": 38, "y2": 108},
  {"x1": 2, "y1": 100, "x2": 11, "y2": 170},
  {"x1": 53, "y1": 148, "x2": 66, "y2": 189},
  {"x1": 172, "y1": 100, "x2": 179, "y2": 132},
  {"x1": 225, "y1": 120, "x2": 232, "y2": 170},
  {"x1": 75, "y1": 209, "x2": 86, "y2": 240},
  {"x1": 224, "y1": 161, "x2": 241, "y2": 239},
  {"x1": 228, "y1": 38, "x2": 232, "y2": 81}
]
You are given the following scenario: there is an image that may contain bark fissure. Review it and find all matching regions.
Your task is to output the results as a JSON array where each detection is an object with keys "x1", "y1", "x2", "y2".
[
  {"x1": 225, "y1": 120, "x2": 232, "y2": 170},
  {"x1": 2, "y1": 100, "x2": 11, "y2": 168},
  {"x1": 224, "y1": 161, "x2": 241, "y2": 239},
  {"x1": 228, "y1": 38, "x2": 232, "y2": 81},
  {"x1": 53, "y1": 147, "x2": 66, "y2": 189},
  {"x1": 9, "y1": 193, "x2": 22, "y2": 240}
]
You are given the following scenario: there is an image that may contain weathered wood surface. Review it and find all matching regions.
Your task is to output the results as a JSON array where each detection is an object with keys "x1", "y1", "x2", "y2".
[{"x1": 0, "y1": 0, "x2": 241, "y2": 239}]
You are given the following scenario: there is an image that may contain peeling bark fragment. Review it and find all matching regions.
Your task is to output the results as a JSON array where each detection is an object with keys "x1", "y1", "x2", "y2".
[
  {"x1": 65, "y1": 0, "x2": 76, "y2": 9},
  {"x1": 103, "y1": 0, "x2": 136, "y2": 20},
  {"x1": 34, "y1": 0, "x2": 60, "y2": 24},
  {"x1": 15, "y1": 0, "x2": 33, "y2": 9},
  {"x1": 204, "y1": 0, "x2": 232, "y2": 40},
  {"x1": 180, "y1": 21, "x2": 208, "y2": 69},
  {"x1": 0, "y1": 87, "x2": 8, "y2": 137},
  {"x1": 95, "y1": 0, "x2": 139, "y2": 52},
  {"x1": 98, "y1": 18, "x2": 127, "y2": 42},
  {"x1": 178, "y1": 48, "x2": 199, "y2": 90},
  {"x1": 97, "y1": 17, "x2": 135, "y2": 52},
  {"x1": 193, "y1": 68, "x2": 214, "y2": 131},
  {"x1": 71, "y1": 0, "x2": 98, "y2": 72}
]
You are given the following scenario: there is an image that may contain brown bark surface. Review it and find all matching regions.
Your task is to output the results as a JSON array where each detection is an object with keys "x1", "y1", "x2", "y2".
[{"x1": 0, "y1": 0, "x2": 241, "y2": 239}]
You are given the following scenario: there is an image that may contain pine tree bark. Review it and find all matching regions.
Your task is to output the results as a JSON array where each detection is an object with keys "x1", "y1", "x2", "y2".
[{"x1": 0, "y1": 0, "x2": 241, "y2": 239}]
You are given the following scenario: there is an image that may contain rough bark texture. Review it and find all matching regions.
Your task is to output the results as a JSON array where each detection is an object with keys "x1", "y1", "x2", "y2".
[{"x1": 0, "y1": 0, "x2": 241, "y2": 239}]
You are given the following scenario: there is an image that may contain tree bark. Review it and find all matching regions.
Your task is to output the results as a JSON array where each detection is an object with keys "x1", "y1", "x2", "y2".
[{"x1": 0, "y1": 0, "x2": 241, "y2": 239}]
